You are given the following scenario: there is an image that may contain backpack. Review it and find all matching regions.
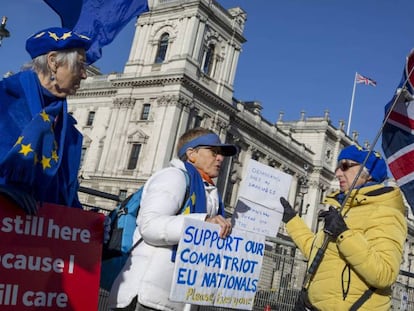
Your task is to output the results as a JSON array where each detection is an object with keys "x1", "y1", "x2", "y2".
[{"x1": 100, "y1": 169, "x2": 190, "y2": 291}]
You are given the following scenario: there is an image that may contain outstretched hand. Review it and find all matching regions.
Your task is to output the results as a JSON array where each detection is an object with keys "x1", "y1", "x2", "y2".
[
  {"x1": 280, "y1": 197, "x2": 297, "y2": 223},
  {"x1": 319, "y1": 206, "x2": 348, "y2": 239},
  {"x1": 0, "y1": 184, "x2": 37, "y2": 215}
]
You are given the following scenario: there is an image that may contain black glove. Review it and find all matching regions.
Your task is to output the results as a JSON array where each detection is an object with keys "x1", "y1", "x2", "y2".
[
  {"x1": 280, "y1": 197, "x2": 297, "y2": 223},
  {"x1": 319, "y1": 206, "x2": 348, "y2": 239},
  {"x1": 0, "y1": 184, "x2": 38, "y2": 215}
]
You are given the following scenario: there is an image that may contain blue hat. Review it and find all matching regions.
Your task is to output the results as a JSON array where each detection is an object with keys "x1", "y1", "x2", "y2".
[
  {"x1": 26, "y1": 27, "x2": 92, "y2": 59},
  {"x1": 178, "y1": 133, "x2": 238, "y2": 158},
  {"x1": 337, "y1": 145, "x2": 388, "y2": 182}
]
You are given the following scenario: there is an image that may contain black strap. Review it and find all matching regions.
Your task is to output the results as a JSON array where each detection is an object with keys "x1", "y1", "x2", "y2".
[{"x1": 349, "y1": 287, "x2": 376, "y2": 311}]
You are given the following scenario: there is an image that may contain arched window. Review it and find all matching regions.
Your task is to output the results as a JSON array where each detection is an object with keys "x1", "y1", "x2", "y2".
[
  {"x1": 202, "y1": 43, "x2": 215, "y2": 75},
  {"x1": 155, "y1": 33, "x2": 169, "y2": 64}
]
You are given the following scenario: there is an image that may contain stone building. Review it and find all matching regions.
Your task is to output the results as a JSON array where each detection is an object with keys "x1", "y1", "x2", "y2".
[{"x1": 68, "y1": 0, "x2": 355, "y2": 231}]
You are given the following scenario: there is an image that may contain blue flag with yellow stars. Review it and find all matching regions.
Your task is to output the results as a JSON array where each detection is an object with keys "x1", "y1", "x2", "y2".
[
  {"x1": 43, "y1": 0, "x2": 149, "y2": 64},
  {"x1": 0, "y1": 102, "x2": 62, "y2": 185}
]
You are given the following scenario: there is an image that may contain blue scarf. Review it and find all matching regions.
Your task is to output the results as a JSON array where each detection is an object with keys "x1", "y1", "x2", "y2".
[
  {"x1": 337, "y1": 181, "x2": 381, "y2": 205},
  {"x1": 182, "y1": 161, "x2": 225, "y2": 216},
  {"x1": 171, "y1": 162, "x2": 225, "y2": 262}
]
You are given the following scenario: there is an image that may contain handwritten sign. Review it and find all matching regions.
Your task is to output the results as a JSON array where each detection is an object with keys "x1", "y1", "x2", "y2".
[
  {"x1": 232, "y1": 159, "x2": 292, "y2": 236},
  {"x1": 170, "y1": 218, "x2": 265, "y2": 310},
  {"x1": 0, "y1": 196, "x2": 104, "y2": 311}
]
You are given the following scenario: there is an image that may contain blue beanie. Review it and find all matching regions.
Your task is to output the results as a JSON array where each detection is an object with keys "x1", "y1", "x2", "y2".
[
  {"x1": 26, "y1": 27, "x2": 92, "y2": 59},
  {"x1": 337, "y1": 145, "x2": 388, "y2": 182}
]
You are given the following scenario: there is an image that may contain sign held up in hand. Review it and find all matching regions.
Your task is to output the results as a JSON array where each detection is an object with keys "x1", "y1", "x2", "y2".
[
  {"x1": 0, "y1": 196, "x2": 104, "y2": 311},
  {"x1": 232, "y1": 159, "x2": 292, "y2": 237},
  {"x1": 170, "y1": 218, "x2": 265, "y2": 310}
]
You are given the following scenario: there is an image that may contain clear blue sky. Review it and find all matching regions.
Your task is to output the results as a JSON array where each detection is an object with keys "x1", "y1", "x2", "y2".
[{"x1": 1, "y1": 0, "x2": 414, "y2": 149}]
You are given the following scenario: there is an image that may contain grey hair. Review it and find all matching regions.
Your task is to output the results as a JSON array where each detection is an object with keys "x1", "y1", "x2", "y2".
[
  {"x1": 361, "y1": 166, "x2": 372, "y2": 180},
  {"x1": 21, "y1": 49, "x2": 81, "y2": 76}
]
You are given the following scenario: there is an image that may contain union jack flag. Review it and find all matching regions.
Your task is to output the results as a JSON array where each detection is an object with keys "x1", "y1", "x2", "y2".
[
  {"x1": 356, "y1": 72, "x2": 377, "y2": 87},
  {"x1": 382, "y1": 50, "x2": 414, "y2": 213}
]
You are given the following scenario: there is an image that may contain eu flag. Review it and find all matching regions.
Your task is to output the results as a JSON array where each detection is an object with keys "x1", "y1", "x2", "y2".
[
  {"x1": 382, "y1": 50, "x2": 414, "y2": 213},
  {"x1": 43, "y1": 0, "x2": 149, "y2": 64}
]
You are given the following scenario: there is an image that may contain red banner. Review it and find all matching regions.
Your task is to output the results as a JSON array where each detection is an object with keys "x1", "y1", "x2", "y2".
[{"x1": 0, "y1": 196, "x2": 104, "y2": 311}]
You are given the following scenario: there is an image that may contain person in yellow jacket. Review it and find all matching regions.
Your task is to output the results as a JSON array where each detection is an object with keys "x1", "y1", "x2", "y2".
[{"x1": 280, "y1": 145, "x2": 407, "y2": 311}]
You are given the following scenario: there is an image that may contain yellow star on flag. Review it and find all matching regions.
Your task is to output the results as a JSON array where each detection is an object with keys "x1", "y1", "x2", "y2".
[
  {"x1": 41, "y1": 156, "x2": 52, "y2": 170},
  {"x1": 19, "y1": 143, "x2": 33, "y2": 156},
  {"x1": 48, "y1": 31, "x2": 60, "y2": 41},
  {"x1": 34, "y1": 31, "x2": 46, "y2": 39},
  {"x1": 61, "y1": 32, "x2": 72, "y2": 40},
  {"x1": 182, "y1": 206, "x2": 190, "y2": 215},
  {"x1": 79, "y1": 34, "x2": 91, "y2": 40},
  {"x1": 40, "y1": 110, "x2": 50, "y2": 122},
  {"x1": 51, "y1": 150, "x2": 59, "y2": 162},
  {"x1": 14, "y1": 136, "x2": 24, "y2": 146}
]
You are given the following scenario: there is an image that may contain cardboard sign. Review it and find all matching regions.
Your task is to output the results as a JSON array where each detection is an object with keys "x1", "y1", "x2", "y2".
[
  {"x1": 170, "y1": 218, "x2": 265, "y2": 310},
  {"x1": 0, "y1": 196, "x2": 104, "y2": 311},
  {"x1": 232, "y1": 159, "x2": 292, "y2": 236}
]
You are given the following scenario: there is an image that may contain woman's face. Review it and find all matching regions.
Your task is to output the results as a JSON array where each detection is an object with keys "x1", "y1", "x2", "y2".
[
  {"x1": 188, "y1": 146, "x2": 225, "y2": 178},
  {"x1": 335, "y1": 160, "x2": 368, "y2": 192},
  {"x1": 49, "y1": 49, "x2": 87, "y2": 97}
]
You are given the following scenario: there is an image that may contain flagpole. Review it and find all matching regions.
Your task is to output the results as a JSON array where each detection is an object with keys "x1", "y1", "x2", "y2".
[{"x1": 347, "y1": 72, "x2": 357, "y2": 136}]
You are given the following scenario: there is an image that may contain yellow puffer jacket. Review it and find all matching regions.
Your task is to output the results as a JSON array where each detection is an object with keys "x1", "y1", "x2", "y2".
[{"x1": 286, "y1": 184, "x2": 407, "y2": 311}]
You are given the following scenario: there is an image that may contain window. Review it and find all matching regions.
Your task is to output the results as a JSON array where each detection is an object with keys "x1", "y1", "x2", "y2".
[
  {"x1": 127, "y1": 144, "x2": 141, "y2": 169},
  {"x1": 87, "y1": 111, "x2": 95, "y2": 126},
  {"x1": 119, "y1": 189, "x2": 128, "y2": 202},
  {"x1": 202, "y1": 44, "x2": 215, "y2": 75},
  {"x1": 194, "y1": 115, "x2": 203, "y2": 128},
  {"x1": 141, "y1": 104, "x2": 151, "y2": 120},
  {"x1": 155, "y1": 33, "x2": 169, "y2": 64},
  {"x1": 80, "y1": 147, "x2": 87, "y2": 167}
]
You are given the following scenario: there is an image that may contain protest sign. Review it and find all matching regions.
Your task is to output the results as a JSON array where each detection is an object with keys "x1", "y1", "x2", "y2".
[
  {"x1": 170, "y1": 218, "x2": 265, "y2": 310},
  {"x1": 232, "y1": 159, "x2": 292, "y2": 237},
  {"x1": 0, "y1": 196, "x2": 104, "y2": 311}
]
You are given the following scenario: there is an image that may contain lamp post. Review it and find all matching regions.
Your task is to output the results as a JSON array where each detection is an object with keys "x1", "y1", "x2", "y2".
[{"x1": 0, "y1": 16, "x2": 10, "y2": 46}]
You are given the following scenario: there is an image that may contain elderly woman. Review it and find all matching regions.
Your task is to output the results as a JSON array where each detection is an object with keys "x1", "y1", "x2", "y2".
[
  {"x1": 0, "y1": 27, "x2": 91, "y2": 213},
  {"x1": 280, "y1": 145, "x2": 407, "y2": 310},
  {"x1": 109, "y1": 127, "x2": 237, "y2": 311}
]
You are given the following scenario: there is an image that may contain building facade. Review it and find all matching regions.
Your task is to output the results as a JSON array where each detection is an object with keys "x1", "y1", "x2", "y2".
[{"x1": 69, "y1": 0, "x2": 355, "y2": 230}]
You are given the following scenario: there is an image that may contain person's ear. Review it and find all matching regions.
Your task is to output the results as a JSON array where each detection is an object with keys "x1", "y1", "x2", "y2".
[
  {"x1": 46, "y1": 52, "x2": 58, "y2": 72},
  {"x1": 186, "y1": 148, "x2": 196, "y2": 163}
]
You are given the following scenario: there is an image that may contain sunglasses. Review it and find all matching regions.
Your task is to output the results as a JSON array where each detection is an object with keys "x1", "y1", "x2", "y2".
[
  {"x1": 336, "y1": 161, "x2": 360, "y2": 172},
  {"x1": 196, "y1": 146, "x2": 223, "y2": 157}
]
